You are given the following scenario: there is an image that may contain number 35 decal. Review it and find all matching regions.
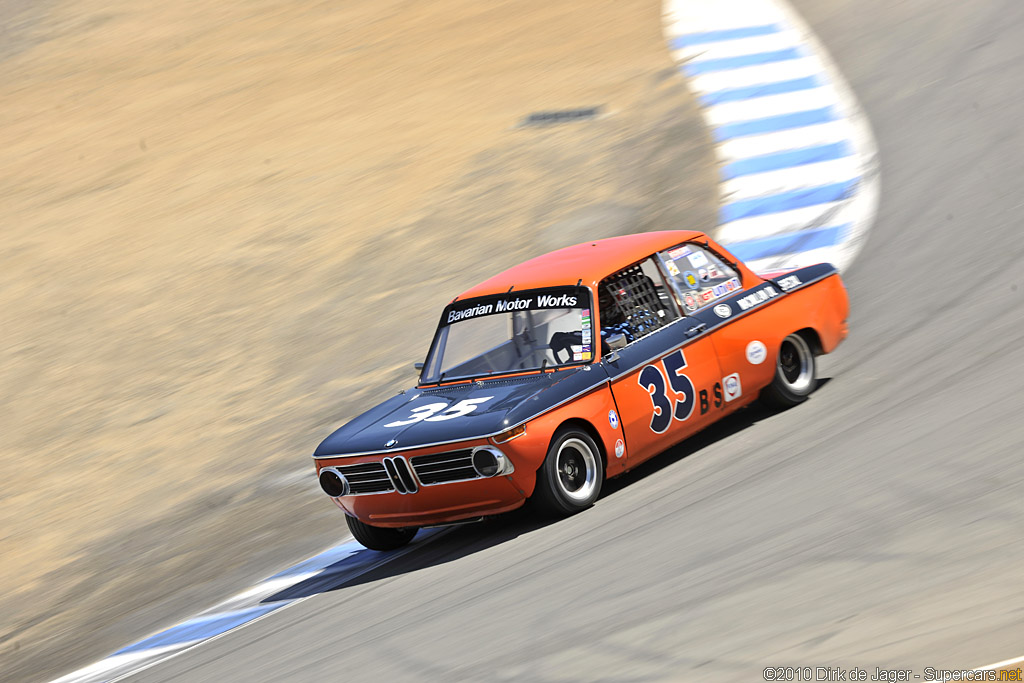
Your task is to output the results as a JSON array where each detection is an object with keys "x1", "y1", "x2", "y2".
[
  {"x1": 383, "y1": 396, "x2": 494, "y2": 428},
  {"x1": 638, "y1": 349, "x2": 694, "y2": 433}
]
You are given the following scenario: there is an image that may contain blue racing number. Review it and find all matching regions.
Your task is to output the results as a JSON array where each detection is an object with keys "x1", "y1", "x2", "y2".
[{"x1": 637, "y1": 349, "x2": 695, "y2": 433}]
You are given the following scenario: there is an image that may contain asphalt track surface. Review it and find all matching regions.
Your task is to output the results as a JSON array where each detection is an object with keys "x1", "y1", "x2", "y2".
[{"x1": 135, "y1": 0, "x2": 1024, "y2": 680}]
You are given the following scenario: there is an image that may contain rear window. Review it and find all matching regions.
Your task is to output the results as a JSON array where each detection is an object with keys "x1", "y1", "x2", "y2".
[{"x1": 656, "y1": 243, "x2": 740, "y2": 314}]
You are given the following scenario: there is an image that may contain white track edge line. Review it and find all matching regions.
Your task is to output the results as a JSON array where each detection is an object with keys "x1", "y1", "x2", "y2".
[{"x1": 975, "y1": 654, "x2": 1024, "y2": 671}]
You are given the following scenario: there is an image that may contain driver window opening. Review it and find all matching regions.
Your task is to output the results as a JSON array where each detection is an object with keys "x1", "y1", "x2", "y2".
[{"x1": 598, "y1": 258, "x2": 681, "y2": 353}]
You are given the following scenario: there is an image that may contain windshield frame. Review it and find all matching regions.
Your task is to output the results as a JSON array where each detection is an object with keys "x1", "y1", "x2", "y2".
[{"x1": 419, "y1": 285, "x2": 595, "y2": 385}]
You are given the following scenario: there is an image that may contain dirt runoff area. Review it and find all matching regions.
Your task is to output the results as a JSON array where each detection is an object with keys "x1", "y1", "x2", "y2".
[{"x1": 0, "y1": 0, "x2": 717, "y2": 679}]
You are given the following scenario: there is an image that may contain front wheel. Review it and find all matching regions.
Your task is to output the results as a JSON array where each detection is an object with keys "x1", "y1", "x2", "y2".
[
  {"x1": 346, "y1": 515, "x2": 418, "y2": 551},
  {"x1": 760, "y1": 333, "x2": 817, "y2": 409},
  {"x1": 532, "y1": 428, "x2": 604, "y2": 516}
]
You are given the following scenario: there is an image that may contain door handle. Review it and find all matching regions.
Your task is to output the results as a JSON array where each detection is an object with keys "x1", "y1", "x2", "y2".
[{"x1": 686, "y1": 323, "x2": 707, "y2": 337}]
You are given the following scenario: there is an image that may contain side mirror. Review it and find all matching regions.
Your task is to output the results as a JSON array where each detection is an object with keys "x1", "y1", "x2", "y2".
[
  {"x1": 606, "y1": 332, "x2": 627, "y2": 350},
  {"x1": 414, "y1": 362, "x2": 424, "y2": 372}
]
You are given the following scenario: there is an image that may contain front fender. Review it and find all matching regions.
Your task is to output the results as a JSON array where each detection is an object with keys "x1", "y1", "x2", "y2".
[{"x1": 501, "y1": 382, "x2": 624, "y2": 497}]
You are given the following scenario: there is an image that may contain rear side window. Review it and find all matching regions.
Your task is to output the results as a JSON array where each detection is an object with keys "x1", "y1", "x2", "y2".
[{"x1": 656, "y1": 243, "x2": 740, "y2": 314}]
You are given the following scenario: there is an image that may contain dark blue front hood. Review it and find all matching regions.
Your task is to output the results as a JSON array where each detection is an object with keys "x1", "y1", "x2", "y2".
[{"x1": 314, "y1": 366, "x2": 607, "y2": 456}]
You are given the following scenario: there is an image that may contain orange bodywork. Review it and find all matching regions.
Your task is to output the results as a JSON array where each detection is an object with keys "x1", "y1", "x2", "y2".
[{"x1": 314, "y1": 230, "x2": 849, "y2": 528}]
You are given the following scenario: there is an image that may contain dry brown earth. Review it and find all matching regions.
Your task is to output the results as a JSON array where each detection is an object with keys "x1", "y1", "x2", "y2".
[{"x1": 0, "y1": 0, "x2": 717, "y2": 679}]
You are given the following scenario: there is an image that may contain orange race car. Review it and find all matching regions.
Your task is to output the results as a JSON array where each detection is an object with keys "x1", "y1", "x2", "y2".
[{"x1": 313, "y1": 230, "x2": 849, "y2": 550}]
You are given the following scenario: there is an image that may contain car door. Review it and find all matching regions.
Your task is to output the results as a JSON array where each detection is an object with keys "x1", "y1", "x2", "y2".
[{"x1": 597, "y1": 255, "x2": 726, "y2": 468}]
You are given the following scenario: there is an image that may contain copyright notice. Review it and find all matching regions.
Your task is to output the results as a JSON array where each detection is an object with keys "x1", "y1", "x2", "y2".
[{"x1": 762, "y1": 667, "x2": 1022, "y2": 681}]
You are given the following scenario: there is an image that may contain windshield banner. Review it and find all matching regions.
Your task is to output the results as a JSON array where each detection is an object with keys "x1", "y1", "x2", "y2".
[{"x1": 444, "y1": 287, "x2": 587, "y2": 324}]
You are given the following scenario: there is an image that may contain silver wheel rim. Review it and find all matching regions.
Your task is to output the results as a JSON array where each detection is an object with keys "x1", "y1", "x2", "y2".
[
  {"x1": 777, "y1": 334, "x2": 814, "y2": 393},
  {"x1": 555, "y1": 437, "x2": 599, "y2": 503}
]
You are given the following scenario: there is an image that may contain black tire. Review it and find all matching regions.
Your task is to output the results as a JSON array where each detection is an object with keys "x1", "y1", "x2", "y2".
[
  {"x1": 345, "y1": 515, "x2": 418, "y2": 551},
  {"x1": 532, "y1": 428, "x2": 604, "y2": 516},
  {"x1": 760, "y1": 332, "x2": 817, "y2": 409}
]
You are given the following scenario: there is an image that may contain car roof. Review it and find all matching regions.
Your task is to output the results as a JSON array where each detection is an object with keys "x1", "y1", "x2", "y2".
[{"x1": 455, "y1": 230, "x2": 706, "y2": 301}]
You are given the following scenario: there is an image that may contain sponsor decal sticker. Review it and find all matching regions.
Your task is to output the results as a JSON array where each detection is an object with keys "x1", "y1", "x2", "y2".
[
  {"x1": 698, "y1": 267, "x2": 710, "y2": 282},
  {"x1": 573, "y1": 352, "x2": 583, "y2": 361},
  {"x1": 683, "y1": 292, "x2": 698, "y2": 310},
  {"x1": 712, "y1": 282, "x2": 728, "y2": 296},
  {"x1": 608, "y1": 410, "x2": 619, "y2": 429},
  {"x1": 736, "y1": 285, "x2": 780, "y2": 311},
  {"x1": 683, "y1": 271, "x2": 698, "y2": 289},
  {"x1": 708, "y1": 264, "x2": 723, "y2": 279},
  {"x1": 746, "y1": 340, "x2": 767, "y2": 365},
  {"x1": 614, "y1": 439, "x2": 625, "y2": 458},
  {"x1": 725, "y1": 277, "x2": 740, "y2": 292},
  {"x1": 581, "y1": 351, "x2": 592, "y2": 361},
  {"x1": 714, "y1": 303, "x2": 731, "y2": 318},
  {"x1": 687, "y1": 251, "x2": 709, "y2": 268},
  {"x1": 666, "y1": 260, "x2": 680, "y2": 276},
  {"x1": 700, "y1": 289, "x2": 715, "y2": 303},
  {"x1": 777, "y1": 275, "x2": 802, "y2": 291},
  {"x1": 723, "y1": 373, "x2": 742, "y2": 402},
  {"x1": 582, "y1": 330, "x2": 592, "y2": 343},
  {"x1": 668, "y1": 245, "x2": 692, "y2": 260}
]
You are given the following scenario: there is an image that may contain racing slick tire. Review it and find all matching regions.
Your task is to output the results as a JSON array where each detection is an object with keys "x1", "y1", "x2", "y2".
[
  {"x1": 345, "y1": 515, "x2": 418, "y2": 551},
  {"x1": 532, "y1": 427, "x2": 604, "y2": 516},
  {"x1": 761, "y1": 332, "x2": 817, "y2": 409}
]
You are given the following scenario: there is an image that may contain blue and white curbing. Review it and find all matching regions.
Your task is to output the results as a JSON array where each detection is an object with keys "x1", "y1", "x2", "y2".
[
  {"x1": 51, "y1": 4, "x2": 879, "y2": 681},
  {"x1": 664, "y1": 0, "x2": 880, "y2": 275},
  {"x1": 51, "y1": 531, "x2": 444, "y2": 683}
]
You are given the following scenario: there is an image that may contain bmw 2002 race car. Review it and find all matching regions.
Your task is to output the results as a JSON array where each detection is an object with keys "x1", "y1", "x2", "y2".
[{"x1": 313, "y1": 230, "x2": 849, "y2": 550}]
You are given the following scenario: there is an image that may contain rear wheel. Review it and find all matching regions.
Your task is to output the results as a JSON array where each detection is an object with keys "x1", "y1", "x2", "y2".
[
  {"x1": 345, "y1": 515, "x2": 418, "y2": 551},
  {"x1": 761, "y1": 333, "x2": 817, "y2": 408},
  {"x1": 532, "y1": 428, "x2": 604, "y2": 516}
]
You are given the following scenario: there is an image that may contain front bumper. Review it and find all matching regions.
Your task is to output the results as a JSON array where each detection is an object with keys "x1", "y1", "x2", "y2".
[{"x1": 315, "y1": 440, "x2": 532, "y2": 528}]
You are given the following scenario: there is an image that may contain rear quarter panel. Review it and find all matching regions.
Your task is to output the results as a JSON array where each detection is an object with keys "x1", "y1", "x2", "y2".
[{"x1": 711, "y1": 271, "x2": 849, "y2": 397}]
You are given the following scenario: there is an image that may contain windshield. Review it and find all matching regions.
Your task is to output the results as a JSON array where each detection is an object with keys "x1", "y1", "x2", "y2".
[{"x1": 421, "y1": 287, "x2": 594, "y2": 383}]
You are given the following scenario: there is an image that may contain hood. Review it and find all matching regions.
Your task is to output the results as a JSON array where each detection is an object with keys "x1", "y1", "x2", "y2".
[{"x1": 314, "y1": 366, "x2": 606, "y2": 456}]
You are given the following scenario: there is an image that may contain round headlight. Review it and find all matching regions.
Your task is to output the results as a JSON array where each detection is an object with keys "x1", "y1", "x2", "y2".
[
  {"x1": 319, "y1": 468, "x2": 349, "y2": 497},
  {"x1": 472, "y1": 448, "x2": 501, "y2": 477}
]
